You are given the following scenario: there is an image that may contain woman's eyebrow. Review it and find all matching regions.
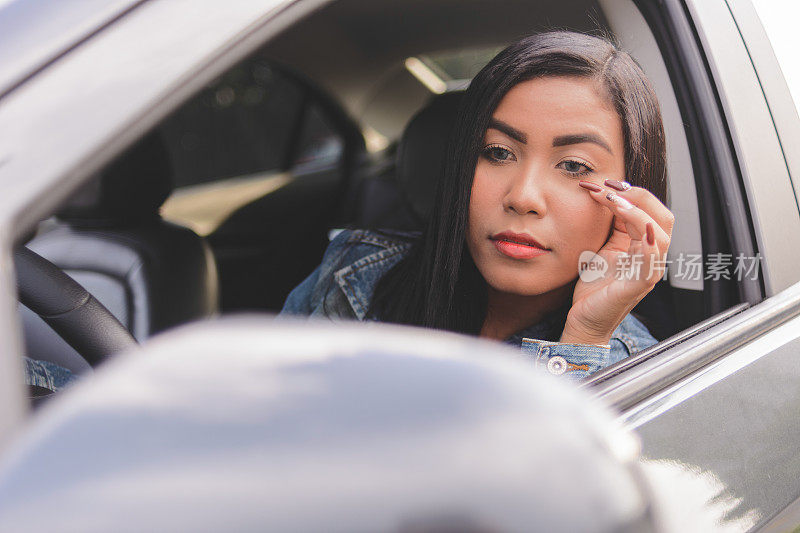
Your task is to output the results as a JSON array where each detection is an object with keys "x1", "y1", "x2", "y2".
[
  {"x1": 552, "y1": 133, "x2": 613, "y2": 154},
  {"x1": 488, "y1": 118, "x2": 613, "y2": 154},
  {"x1": 488, "y1": 118, "x2": 527, "y2": 144}
]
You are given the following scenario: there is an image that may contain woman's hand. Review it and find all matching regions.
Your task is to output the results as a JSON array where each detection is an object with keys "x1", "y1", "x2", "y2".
[{"x1": 559, "y1": 179, "x2": 674, "y2": 345}]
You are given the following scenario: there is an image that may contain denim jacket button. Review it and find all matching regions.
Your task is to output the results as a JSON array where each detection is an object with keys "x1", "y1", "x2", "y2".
[{"x1": 546, "y1": 356, "x2": 568, "y2": 375}]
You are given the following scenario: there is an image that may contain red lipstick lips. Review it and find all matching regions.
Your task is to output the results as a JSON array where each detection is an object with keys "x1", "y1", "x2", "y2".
[{"x1": 490, "y1": 231, "x2": 550, "y2": 260}]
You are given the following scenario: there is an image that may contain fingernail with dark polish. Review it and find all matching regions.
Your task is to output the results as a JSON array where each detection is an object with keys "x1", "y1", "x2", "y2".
[
  {"x1": 606, "y1": 192, "x2": 634, "y2": 209},
  {"x1": 605, "y1": 179, "x2": 632, "y2": 191},
  {"x1": 646, "y1": 222, "x2": 655, "y2": 245},
  {"x1": 579, "y1": 180, "x2": 603, "y2": 192}
]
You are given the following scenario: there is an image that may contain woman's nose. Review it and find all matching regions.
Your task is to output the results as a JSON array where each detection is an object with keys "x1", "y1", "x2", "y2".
[{"x1": 502, "y1": 166, "x2": 548, "y2": 216}]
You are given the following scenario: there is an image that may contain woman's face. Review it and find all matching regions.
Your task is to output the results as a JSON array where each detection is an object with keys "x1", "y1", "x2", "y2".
[{"x1": 467, "y1": 75, "x2": 625, "y2": 297}]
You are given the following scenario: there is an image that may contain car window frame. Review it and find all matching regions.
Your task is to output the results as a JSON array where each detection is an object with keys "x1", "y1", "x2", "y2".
[
  {"x1": 582, "y1": 0, "x2": 800, "y2": 420},
  {"x1": 277, "y1": 63, "x2": 366, "y2": 221},
  {"x1": 585, "y1": 0, "x2": 799, "y2": 413}
]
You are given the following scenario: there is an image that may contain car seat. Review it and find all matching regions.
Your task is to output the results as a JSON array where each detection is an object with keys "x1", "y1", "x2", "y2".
[
  {"x1": 20, "y1": 131, "x2": 219, "y2": 373},
  {"x1": 355, "y1": 91, "x2": 464, "y2": 231}
]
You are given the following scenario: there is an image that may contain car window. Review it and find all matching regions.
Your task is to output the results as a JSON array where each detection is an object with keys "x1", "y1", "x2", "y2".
[
  {"x1": 292, "y1": 100, "x2": 345, "y2": 172},
  {"x1": 151, "y1": 0, "x2": 718, "y2": 333},
  {"x1": 157, "y1": 60, "x2": 345, "y2": 236},
  {"x1": 160, "y1": 61, "x2": 302, "y2": 187},
  {"x1": 35, "y1": 0, "x2": 741, "y2": 356}
]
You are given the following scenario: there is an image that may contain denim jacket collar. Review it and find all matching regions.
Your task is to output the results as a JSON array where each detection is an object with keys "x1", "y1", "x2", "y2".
[{"x1": 333, "y1": 233, "x2": 414, "y2": 321}]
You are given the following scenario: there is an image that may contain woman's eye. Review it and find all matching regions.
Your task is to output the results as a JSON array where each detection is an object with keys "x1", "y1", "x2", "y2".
[
  {"x1": 558, "y1": 159, "x2": 594, "y2": 176},
  {"x1": 482, "y1": 145, "x2": 515, "y2": 163}
]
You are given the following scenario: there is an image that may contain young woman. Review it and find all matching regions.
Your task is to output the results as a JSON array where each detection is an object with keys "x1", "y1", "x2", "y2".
[{"x1": 281, "y1": 30, "x2": 674, "y2": 380}]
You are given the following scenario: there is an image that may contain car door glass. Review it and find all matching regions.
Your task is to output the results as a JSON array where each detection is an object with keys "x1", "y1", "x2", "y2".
[
  {"x1": 291, "y1": 100, "x2": 344, "y2": 173},
  {"x1": 157, "y1": 61, "x2": 329, "y2": 236}
]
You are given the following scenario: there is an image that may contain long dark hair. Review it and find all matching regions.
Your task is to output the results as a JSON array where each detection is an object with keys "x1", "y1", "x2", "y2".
[{"x1": 369, "y1": 30, "x2": 667, "y2": 334}]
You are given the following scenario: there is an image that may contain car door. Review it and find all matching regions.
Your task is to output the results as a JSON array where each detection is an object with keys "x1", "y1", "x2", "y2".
[{"x1": 587, "y1": 1, "x2": 800, "y2": 530}]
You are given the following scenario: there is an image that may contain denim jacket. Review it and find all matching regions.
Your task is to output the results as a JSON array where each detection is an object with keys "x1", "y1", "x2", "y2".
[
  {"x1": 24, "y1": 356, "x2": 79, "y2": 393},
  {"x1": 280, "y1": 229, "x2": 658, "y2": 381}
]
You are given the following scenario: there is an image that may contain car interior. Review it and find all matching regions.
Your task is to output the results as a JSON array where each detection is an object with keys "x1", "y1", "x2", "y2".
[{"x1": 17, "y1": 0, "x2": 752, "y2": 385}]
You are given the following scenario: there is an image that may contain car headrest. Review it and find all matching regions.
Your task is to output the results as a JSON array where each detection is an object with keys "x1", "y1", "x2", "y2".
[
  {"x1": 395, "y1": 91, "x2": 465, "y2": 223},
  {"x1": 57, "y1": 131, "x2": 174, "y2": 226}
]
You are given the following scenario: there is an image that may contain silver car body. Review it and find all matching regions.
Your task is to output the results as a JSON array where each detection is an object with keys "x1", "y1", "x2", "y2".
[{"x1": 0, "y1": 0, "x2": 799, "y2": 530}]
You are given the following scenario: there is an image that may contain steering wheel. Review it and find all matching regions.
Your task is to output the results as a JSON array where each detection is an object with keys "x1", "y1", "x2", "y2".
[{"x1": 14, "y1": 246, "x2": 137, "y2": 367}]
